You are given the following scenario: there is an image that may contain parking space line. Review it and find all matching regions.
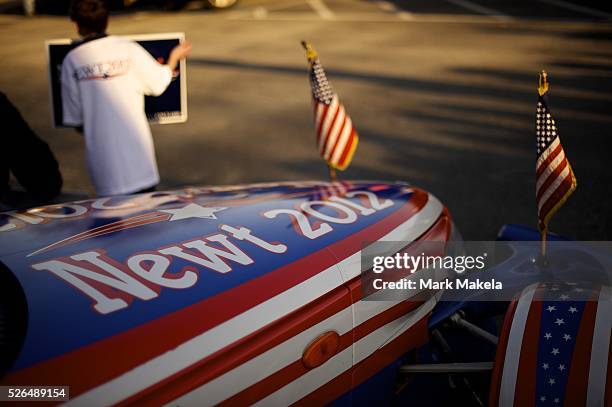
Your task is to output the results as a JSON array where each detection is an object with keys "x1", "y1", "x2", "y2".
[
  {"x1": 305, "y1": 0, "x2": 336, "y2": 20},
  {"x1": 227, "y1": 12, "x2": 505, "y2": 23},
  {"x1": 397, "y1": 11, "x2": 415, "y2": 21},
  {"x1": 227, "y1": 11, "x2": 611, "y2": 27},
  {"x1": 538, "y1": 0, "x2": 612, "y2": 19},
  {"x1": 445, "y1": 0, "x2": 513, "y2": 21},
  {"x1": 253, "y1": 7, "x2": 268, "y2": 19},
  {"x1": 237, "y1": 0, "x2": 308, "y2": 13},
  {"x1": 376, "y1": 1, "x2": 398, "y2": 12},
  {"x1": 374, "y1": 0, "x2": 415, "y2": 20}
]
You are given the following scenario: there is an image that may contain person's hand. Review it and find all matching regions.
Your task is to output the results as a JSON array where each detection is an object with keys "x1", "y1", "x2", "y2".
[
  {"x1": 171, "y1": 41, "x2": 192, "y2": 60},
  {"x1": 167, "y1": 41, "x2": 192, "y2": 71}
]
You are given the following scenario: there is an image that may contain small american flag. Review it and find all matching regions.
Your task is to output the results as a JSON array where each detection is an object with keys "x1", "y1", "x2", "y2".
[
  {"x1": 535, "y1": 79, "x2": 576, "y2": 232},
  {"x1": 303, "y1": 42, "x2": 358, "y2": 171}
]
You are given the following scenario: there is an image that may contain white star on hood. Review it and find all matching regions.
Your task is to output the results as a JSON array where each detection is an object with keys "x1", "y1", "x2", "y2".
[{"x1": 160, "y1": 203, "x2": 227, "y2": 221}]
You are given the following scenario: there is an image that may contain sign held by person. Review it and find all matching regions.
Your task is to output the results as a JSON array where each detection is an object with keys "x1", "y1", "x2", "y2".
[{"x1": 45, "y1": 32, "x2": 188, "y2": 128}]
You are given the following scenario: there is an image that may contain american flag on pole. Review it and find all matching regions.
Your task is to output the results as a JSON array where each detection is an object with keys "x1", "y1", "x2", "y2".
[
  {"x1": 303, "y1": 42, "x2": 359, "y2": 171},
  {"x1": 535, "y1": 73, "x2": 576, "y2": 233}
]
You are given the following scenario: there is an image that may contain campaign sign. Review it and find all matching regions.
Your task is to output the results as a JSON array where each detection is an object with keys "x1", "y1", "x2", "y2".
[{"x1": 45, "y1": 32, "x2": 187, "y2": 127}]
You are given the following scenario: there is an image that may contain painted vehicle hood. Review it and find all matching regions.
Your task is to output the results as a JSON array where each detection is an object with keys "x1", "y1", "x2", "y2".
[{"x1": 0, "y1": 181, "x2": 445, "y2": 376}]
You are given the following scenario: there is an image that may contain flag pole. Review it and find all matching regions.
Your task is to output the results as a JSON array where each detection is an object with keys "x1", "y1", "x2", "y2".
[
  {"x1": 328, "y1": 165, "x2": 337, "y2": 182},
  {"x1": 301, "y1": 41, "x2": 316, "y2": 62},
  {"x1": 540, "y1": 226, "x2": 547, "y2": 257},
  {"x1": 538, "y1": 70, "x2": 549, "y2": 259},
  {"x1": 538, "y1": 70, "x2": 549, "y2": 97}
]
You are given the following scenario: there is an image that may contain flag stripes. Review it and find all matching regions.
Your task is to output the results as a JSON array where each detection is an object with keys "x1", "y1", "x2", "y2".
[
  {"x1": 307, "y1": 46, "x2": 359, "y2": 170},
  {"x1": 535, "y1": 95, "x2": 576, "y2": 231}
]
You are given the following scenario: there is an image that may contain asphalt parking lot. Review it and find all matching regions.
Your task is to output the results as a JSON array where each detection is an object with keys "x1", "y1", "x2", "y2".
[{"x1": 1, "y1": 0, "x2": 611, "y2": 240}]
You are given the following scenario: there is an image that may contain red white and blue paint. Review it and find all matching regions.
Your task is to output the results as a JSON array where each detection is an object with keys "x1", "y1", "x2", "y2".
[
  {"x1": 490, "y1": 283, "x2": 611, "y2": 406},
  {"x1": 0, "y1": 181, "x2": 451, "y2": 406}
]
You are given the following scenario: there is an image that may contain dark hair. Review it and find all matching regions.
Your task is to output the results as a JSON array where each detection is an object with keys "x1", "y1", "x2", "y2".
[{"x1": 70, "y1": 0, "x2": 108, "y2": 36}]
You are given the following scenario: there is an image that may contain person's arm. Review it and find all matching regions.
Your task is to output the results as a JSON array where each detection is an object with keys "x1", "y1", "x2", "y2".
[
  {"x1": 133, "y1": 40, "x2": 191, "y2": 96},
  {"x1": 166, "y1": 41, "x2": 192, "y2": 72}
]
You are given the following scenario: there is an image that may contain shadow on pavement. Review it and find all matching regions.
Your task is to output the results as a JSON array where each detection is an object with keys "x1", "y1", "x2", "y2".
[{"x1": 185, "y1": 28, "x2": 612, "y2": 241}]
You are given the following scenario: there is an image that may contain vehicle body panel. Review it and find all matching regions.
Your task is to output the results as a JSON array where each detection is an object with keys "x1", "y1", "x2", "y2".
[{"x1": 0, "y1": 181, "x2": 446, "y2": 405}]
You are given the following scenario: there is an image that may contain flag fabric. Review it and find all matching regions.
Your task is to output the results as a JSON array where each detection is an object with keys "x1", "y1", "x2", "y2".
[
  {"x1": 535, "y1": 90, "x2": 576, "y2": 232},
  {"x1": 305, "y1": 43, "x2": 358, "y2": 171},
  {"x1": 311, "y1": 181, "x2": 352, "y2": 201},
  {"x1": 491, "y1": 284, "x2": 610, "y2": 406}
]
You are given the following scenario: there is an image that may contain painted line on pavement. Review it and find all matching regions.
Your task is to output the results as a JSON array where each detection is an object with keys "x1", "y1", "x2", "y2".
[{"x1": 445, "y1": 0, "x2": 514, "y2": 21}]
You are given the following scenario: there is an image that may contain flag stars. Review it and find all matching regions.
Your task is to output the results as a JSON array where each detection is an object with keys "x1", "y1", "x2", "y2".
[
  {"x1": 551, "y1": 348, "x2": 560, "y2": 355},
  {"x1": 544, "y1": 332, "x2": 552, "y2": 339},
  {"x1": 558, "y1": 364, "x2": 566, "y2": 371},
  {"x1": 563, "y1": 333, "x2": 572, "y2": 341},
  {"x1": 554, "y1": 318, "x2": 565, "y2": 326},
  {"x1": 568, "y1": 306, "x2": 578, "y2": 313},
  {"x1": 547, "y1": 305, "x2": 557, "y2": 312},
  {"x1": 554, "y1": 398, "x2": 560, "y2": 404},
  {"x1": 560, "y1": 294, "x2": 570, "y2": 300},
  {"x1": 542, "y1": 363, "x2": 549, "y2": 370},
  {"x1": 549, "y1": 378, "x2": 556, "y2": 385},
  {"x1": 540, "y1": 395, "x2": 546, "y2": 402}
]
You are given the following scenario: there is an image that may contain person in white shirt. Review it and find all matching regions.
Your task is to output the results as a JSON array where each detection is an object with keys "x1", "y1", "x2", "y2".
[{"x1": 61, "y1": 0, "x2": 191, "y2": 196}]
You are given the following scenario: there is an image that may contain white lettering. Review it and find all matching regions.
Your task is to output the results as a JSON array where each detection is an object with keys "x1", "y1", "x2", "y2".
[
  {"x1": 32, "y1": 252, "x2": 157, "y2": 314},
  {"x1": 300, "y1": 201, "x2": 358, "y2": 224},
  {"x1": 160, "y1": 234, "x2": 253, "y2": 274},
  {"x1": 220, "y1": 225, "x2": 287, "y2": 254},
  {"x1": 127, "y1": 253, "x2": 198, "y2": 289}
]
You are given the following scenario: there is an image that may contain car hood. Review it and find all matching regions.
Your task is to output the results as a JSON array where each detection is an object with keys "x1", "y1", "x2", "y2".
[{"x1": 0, "y1": 180, "x2": 445, "y2": 375}]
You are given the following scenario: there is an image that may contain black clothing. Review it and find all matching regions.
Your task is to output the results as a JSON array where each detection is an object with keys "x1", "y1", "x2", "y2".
[{"x1": 1, "y1": 92, "x2": 62, "y2": 202}]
